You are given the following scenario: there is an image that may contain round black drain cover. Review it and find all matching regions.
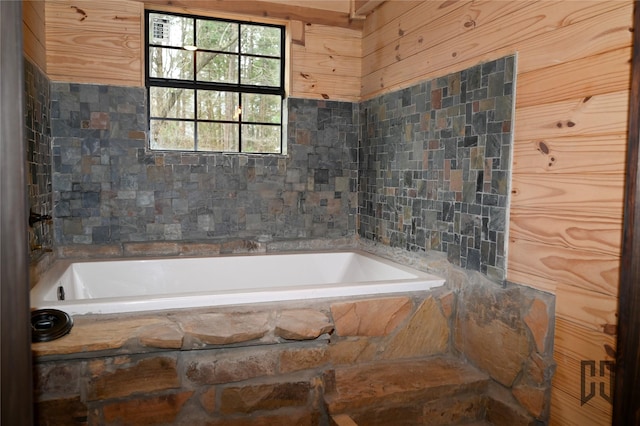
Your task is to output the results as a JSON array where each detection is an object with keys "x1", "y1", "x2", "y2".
[{"x1": 31, "y1": 309, "x2": 73, "y2": 343}]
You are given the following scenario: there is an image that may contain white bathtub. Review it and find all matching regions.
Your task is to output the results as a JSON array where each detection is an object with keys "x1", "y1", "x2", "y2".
[{"x1": 30, "y1": 250, "x2": 445, "y2": 315}]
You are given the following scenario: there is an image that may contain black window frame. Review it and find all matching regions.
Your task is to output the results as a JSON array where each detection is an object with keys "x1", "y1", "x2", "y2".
[{"x1": 144, "y1": 10, "x2": 286, "y2": 154}]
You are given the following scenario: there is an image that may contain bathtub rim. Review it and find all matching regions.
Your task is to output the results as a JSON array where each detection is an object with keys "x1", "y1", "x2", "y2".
[{"x1": 30, "y1": 249, "x2": 446, "y2": 316}]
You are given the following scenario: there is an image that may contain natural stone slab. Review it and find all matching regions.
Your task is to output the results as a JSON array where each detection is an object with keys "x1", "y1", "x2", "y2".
[
  {"x1": 200, "y1": 387, "x2": 217, "y2": 414},
  {"x1": 279, "y1": 346, "x2": 328, "y2": 373},
  {"x1": 485, "y1": 382, "x2": 536, "y2": 426},
  {"x1": 123, "y1": 242, "x2": 180, "y2": 256},
  {"x1": 438, "y1": 291, "x2": 455, "y2": 319},
  {"x1": 349, "y1": 393, "x2": 486, "y2": 426},
  {"x1": 34, "y1": 362, "x2": 80, "y2": 398},
  {"x1": 332, "y1": 414, "x2": 359, "y2": 426},
  {"x1": 32, "y1": 317, "x2": 167, "y2": 357},
  {"x1": 328, "y1": 338, "x2": 377, "y2": 365},
  {"x1": 456, "y1": 316, "x2": 531, "y2": 387},
  {"x1": 422, "y1": 394, "x2": 487, "y2": 425},
  {"x1": 136, "y1": 322, "x2": 183, "y2": 349},
  {"x1": 102, "y1": 391, "x2": 193, "y2": 424},
  {"x1": 331, "y1": 297, "x2": 412, "y2": 336},
  {"x1": 325, "y1": 357, "x2": 488, "y2": 413},
  {"x1": 512, "y1": 383, "x2": 546, "y2": 419},
  {"x1": 524, "y1": 298, "x2": 550, "y2": 354},
  {"x1": 382, "y1": 296, "x2": 449, "y2": 360},
  {"x1": 275, "y1": 309, "x2": 334, "y2": 340},
  {"x1": 206, "y1": 411, "x2": 319, "y2": 426},
  {"x1": 185, "y1": 347, "x2": 278, "y2": 385},
  {"x1": 220, "y1": 381, "x2": 311, "y2": 414},
  {"x1": 35, "y1": 397, "x2": 87, "y2": 426},
  {"x1": 178, "y1": 312, "x2": 270, "y2": 345},
  {"x1": 86, "y1": 356, "x2": 179, "y2": 401}
]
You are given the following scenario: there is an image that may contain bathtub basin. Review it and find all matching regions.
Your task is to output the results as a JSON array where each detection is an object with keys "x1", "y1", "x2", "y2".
[{"x1": 30, "y1": 250, "x2": 445, "y2": 315}]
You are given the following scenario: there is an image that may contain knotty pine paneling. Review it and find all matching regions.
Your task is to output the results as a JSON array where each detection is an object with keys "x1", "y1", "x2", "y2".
[
  {"x1": 362, "y1": 1, "x2": 531, "y2": 79},
  {"x1": 361, "y1": 1, "x2": 629, "y2": 98},
  {"x1": 512, "y1": 134, "x2": 626, "y2": 175},
  {"x1": 43, "y1": 0, "x2": 362, "y2": 101},
  {"x1": 555, "y1": 284, "x2": 618, "y2": 334},
  {"x1": 507, "y1": 238, "x2": 619, "y2": 297},
  {"x1": 553, "y1": 317, "x2": 616, "y2": 424},
  {"x1": 515, "y1": 5, "x2": 632, "y2": 75},
  {"x1": 510, "y1": 174, "x2": 624, "y2": 217},
  {"x1": 45, "y1": 0, "x2": 143, "y2": 86},
  {"x1": 516, "y1": 48, "x2": 631, "y2": 109},
  {"x1": 514, "y1": 91, "x2": 630, "y2": 141},
  {"x1": 23, "y1": 0, "x2": 46, "y2": 71},
  {"x1": 550, "y1": 388, "x2": 612, "y2": 426},
  {"x1": 291, "y1": 24, "x2": 361, "y2": 101},
  {"x1": 509, "y1": 209, "x2": 621, "y2": 257}
]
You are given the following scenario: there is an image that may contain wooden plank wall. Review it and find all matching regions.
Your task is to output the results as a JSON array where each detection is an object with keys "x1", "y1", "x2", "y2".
[
  {"x1": 41, "y1": 0, "x2": 362, "y2": 101},
  {"x1": 23, "y1": 0, "x2": 47, "y2": 71},
  {"x1": 45, "y1": 0, "x2": 144, "y2": 87},
  {"x1": 361, "y1": 1, "x2": 632, "y2": 425}
]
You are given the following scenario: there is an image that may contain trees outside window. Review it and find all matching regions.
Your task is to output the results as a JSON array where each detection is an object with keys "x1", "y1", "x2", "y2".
[{"x1": 146, "y1": 11, "x2": 285, "y2": 153}]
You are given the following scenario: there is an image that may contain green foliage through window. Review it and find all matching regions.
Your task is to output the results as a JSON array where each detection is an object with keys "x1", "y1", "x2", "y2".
[{"x1": 146, "y1": 11, "x2": 285, "y2": 153}]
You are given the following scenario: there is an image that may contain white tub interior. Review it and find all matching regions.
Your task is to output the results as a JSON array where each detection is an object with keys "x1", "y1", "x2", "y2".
[{"x1": 31, "y1": 251, "x2": 445, "y2": 315}]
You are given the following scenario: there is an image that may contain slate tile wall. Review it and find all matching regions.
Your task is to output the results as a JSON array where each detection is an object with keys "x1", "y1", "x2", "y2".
[
  {"x1": 25, "y1": 58, "x2": 53, "y2": 255},
  {"x1": 50, "y1": 86, "x2": 357, "y2": 244},
  {"x1": 358, "y1": 56, "x2": 515, "y2": 282},
  {"x1": 48, "y1": 56, "x2": 514, "y2": 283}
]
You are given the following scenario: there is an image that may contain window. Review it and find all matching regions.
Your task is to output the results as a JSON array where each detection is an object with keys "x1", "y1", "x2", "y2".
[{"x1": 145, "y1": 11, "x2": 286, "y2": 153}]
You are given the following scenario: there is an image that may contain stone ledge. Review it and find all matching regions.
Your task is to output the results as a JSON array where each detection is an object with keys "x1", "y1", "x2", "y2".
[
  {"x1": 32, "y1": 305, "x2": 335, "y2": 359},
  {"x1": 325, "y1": 356, "x2": 490, "y2": 414}
]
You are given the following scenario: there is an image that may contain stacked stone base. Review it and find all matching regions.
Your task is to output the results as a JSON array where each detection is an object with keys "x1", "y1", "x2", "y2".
[
  {"x1": 33, "y1": 244, "x2": 554, "y2": 425},
  {"x1": 326, "y1": 357, "x2": 489, "y2": 425}
]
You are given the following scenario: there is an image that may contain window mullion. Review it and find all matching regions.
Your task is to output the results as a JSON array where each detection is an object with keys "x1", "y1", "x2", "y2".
[
  {"x1": 193, "y1": 18, "x2": 198, "y2": 151},
  {"x1": 146, "y1": 10, "x2": 284, "y2": 154},
  {"x1": 237, "y1": 24, "x2": 243, "y2": 153}
]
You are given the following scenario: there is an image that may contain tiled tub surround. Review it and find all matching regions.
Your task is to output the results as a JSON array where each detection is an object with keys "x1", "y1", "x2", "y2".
[
  {"x1": 33, "y1": 241, "x2": 555, "y2": 425},
  {"x1": 51, "y1": 89, "x2": 357, "y2": 244},
  {"x1": 49, "y1": 57, "x2": 514, "y2": 286},
  {"x1": 359, "y1": 56, "x2": 515, "y2": 283}
]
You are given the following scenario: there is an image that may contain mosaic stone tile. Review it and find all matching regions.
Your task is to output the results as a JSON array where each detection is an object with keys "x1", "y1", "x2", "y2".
[
  {"x1": 25, "y1": 59, "x2": 53, "y2": 256},
  {"x1": 50, "y1": 87, "x2": 358, "y2": 245},
  {"x1": 358, "y1": 55, "x2": 515, "y2": 283}
]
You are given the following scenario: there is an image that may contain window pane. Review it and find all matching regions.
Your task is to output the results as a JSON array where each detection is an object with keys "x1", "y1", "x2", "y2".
[
  {"x1": 241, "y1": 24, "x2": 281, "y2": 57},
  {"x1": 196, "y1": 20, "x2": 238, "y2": 52},
  {"x1": 198, "y1": 122, "x2": 239, "y2": 151},
  {"x1": 240, "y1": 56, "x2": 280, "y2": 87},
  {"x1": 150, "y1": 87, "x2": 194, "y2": 119},
  {"x1": 242, "y1": 125, "x2": 280, "y2": 153},
  {"x1": 197, "y1": 91, "x2": 239, "y2": 121},
  {"x1": 242, "y1": 93, "x2": 281, "y2": 124},
  {"x1": 196, "y1": 52, "x2": 238, "y2": 83},
  {"x1": 150, "y1": 120, "x2": 195, "y2": 150},
  {"x1": 149, "y1": 13, "x2": 194, "y2": 47},
  {"x1": 149, "y1": 47, "x2": 194, "y2": 80}
]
